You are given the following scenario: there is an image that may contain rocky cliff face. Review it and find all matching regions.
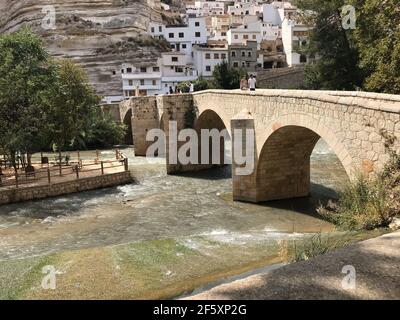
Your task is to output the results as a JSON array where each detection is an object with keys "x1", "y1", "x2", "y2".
[{"x1": 0, "y1": 0, "x2": 174, "y2": 97}]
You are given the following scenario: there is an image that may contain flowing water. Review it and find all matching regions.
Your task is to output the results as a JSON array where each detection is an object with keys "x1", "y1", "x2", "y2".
[{"x1": 0, "y1": 140, "x2": 374, "y2": 299}]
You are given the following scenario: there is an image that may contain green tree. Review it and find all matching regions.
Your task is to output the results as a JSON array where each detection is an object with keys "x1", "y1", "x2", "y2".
[
  {"x1": 0, "y1": 28, "x2": 55, "y2": 168},
  {"x1": 83, "y1": 112, "x2": 127, "y2": 149},
  {"x1": 351, "y1": 0, "x2": 400, "y2": 94},
  {"x1": 177, "y1": 75, "x2": 214, "y2": 93},
  {"x1": 295, "y1": 0, "x2": 364, "y2": 90},
  {"x1": 212, "y1": 60, "x2": 246, "y2": 89},
  {"x1": 46, "y1": 59, "x2": 100, "y2": 159}
]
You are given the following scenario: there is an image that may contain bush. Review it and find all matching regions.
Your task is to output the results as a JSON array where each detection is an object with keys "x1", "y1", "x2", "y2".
[{"x1": 318, "y1": 151, "x2": 400, "y2": 231}]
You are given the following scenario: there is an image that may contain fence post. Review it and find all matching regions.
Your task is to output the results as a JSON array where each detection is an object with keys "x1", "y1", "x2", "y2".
[
  {"x1": 75, "y1": 165, "x2": 79, "y2": 179},
  {"x1": 101, "y1": 161, "x2": 104, "y2": 175},
  {"x1": 59, "y1": 163, "x2": 62, "y2": 176},
  {"x1": 47, "y1": 168, "x2": 51, "y2": 184},
  {"x1": 115, "y1": 149, "x2": 118, "y2": 160},
  {"x1": 77, "y1": 150, "x2": 80, "y2": 162},
  {"x1": 124, "y1": 158, "x2": 128, "y2": 171}
]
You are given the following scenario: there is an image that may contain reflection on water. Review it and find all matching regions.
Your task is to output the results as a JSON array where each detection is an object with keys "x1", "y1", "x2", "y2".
[{"x1": 0, "y1": 139, "x2": 348, "y2": 260}]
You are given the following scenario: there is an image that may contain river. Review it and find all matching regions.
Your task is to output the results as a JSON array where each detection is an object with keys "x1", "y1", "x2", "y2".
[{"x1": 0, "y1": 140, "x2": 381, "y2": 299}]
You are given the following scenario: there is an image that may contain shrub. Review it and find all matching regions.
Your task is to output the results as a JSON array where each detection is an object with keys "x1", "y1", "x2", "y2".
[{"x1": 318, "y1": 151, "x2": 400, "y2": 231}]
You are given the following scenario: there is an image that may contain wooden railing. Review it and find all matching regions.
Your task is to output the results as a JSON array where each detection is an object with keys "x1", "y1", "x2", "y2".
[{"x1": 0, "y1": 150, "x2": 129, "y2": 189}]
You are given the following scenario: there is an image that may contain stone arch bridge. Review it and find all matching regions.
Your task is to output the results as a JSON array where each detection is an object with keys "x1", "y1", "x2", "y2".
[{"x1": 117, "y1": 90, "x2": 400, "y2": 202}]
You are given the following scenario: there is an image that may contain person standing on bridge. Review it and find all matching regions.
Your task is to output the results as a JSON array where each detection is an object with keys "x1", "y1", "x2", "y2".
[{"x1": 248, "y1": 74, "x2": 256, "y2": 92}]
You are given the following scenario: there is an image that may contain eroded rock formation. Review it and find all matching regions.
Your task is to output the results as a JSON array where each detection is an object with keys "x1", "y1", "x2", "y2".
[{"x1": 0, "y1": 0, "x2": 176, "y2": 97}]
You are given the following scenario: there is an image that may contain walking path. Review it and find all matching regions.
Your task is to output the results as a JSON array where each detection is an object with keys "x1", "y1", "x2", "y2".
[{"x1": 185, "y1": 231, "x2": 400, "y2": 300}]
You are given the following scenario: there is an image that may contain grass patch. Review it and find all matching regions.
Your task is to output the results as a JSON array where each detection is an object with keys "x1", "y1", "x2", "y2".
[{"x1": 279, "y1": 233, "x2": 349, "y2": 263}]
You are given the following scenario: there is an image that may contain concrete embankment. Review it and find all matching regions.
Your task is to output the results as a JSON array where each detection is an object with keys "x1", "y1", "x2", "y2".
[{"x1": 185, "y1": 231, "x2": 400, "y2": 300}]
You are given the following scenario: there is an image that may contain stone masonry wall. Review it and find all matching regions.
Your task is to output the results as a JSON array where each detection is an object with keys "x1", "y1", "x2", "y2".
[
  {"x1": 257, "y1": 67, "x2": 304, "y2": 89},
  {"x1": 0, "y1": 171, "x2": 133, "y2": 205}
]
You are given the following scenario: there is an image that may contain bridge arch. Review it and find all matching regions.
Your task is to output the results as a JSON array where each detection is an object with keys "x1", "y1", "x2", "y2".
[
  {"x1": 254, "y1": 114, "x2": 353, "y2": 202},
  {"x1": 193, "y1": 109, "x2": 231, "y2": 170},
  {"x1": 122, "y1": 109, "x2": 133, "y2": 145},
  {"x1": 255, "y1": 113, "x2": 354, "y2": 178}
]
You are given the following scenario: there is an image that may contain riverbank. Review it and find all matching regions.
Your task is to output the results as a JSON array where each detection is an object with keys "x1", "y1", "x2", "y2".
[
  {"x1": 0, "y1": 230, "x2": 385, "y2": 300},
  {"x1": 185, "y1": 230, "x2": 400, "y2": 300}
]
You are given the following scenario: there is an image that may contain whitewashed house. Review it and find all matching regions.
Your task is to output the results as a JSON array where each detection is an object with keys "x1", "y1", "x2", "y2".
[
  {"x1": 193, "y1": 43, "x2": 228, "y2": 77},
  {"x1": 163, "y1": 16, "x2": 208, "y2": 56},
  {"x1": 281, "y1": 18, "x2": 309, "y2": 66}
]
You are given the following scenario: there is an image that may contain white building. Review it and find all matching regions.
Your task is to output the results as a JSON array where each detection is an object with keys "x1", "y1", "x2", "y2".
[
  {"x1": 121, "y1": 52, "x2": 199, "y2": 97},
  {"x1": 209, "y1": 14, "x2": 230, "y2": 41},
  {"x1": 260, "y1": 22, "x2": 281, "y2": 41},
  {"x1": 227, "y1": 2, "x2": 262, "y2": 16},
  {"x1": 281, "y1": 18, "x2": 309, "y2": 66},
  {"x1": 163, "y1": 17, "x2": 208, "y2": 56},
  {"x1": 187, "y1": 1, "x2": 227, "y2": 17},
  {"x1": 148, "y1": 21, "x2": 164, "y2": 39},
  {"x1": 193, "y1": 43, "x2": 228, "y2": 77},
  {"x1": 121, "y1": 63, "x2": 162, "y2": 97},
  {"x1": 227, "y1": 21, "x2": 261, "y2": 48}
]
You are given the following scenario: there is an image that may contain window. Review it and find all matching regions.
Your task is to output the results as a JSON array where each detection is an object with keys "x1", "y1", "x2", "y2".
[
  {"x1": 205, "y1": 53, "x2": 211, "y2": 59},
  {"x1": 195, "y1": 32, "x2": 201, "y2": 37},
  {"x1": 152, "y1": 80, "x2": 157, "y2": 86},
  {"x1": 246, "y1": 62, "x2": 250, "y2": 67},
  {"x1": 243, "y1": 34, "x2": 249, "y2": 40},
  {"x1": 151, "y1": 27, "x2": 155, "y2": 33},
  {"x1": 242, "y1": 62, "x2": 246, "y2": 67},
  {"x1": 169, "y1": 33, "x2": 174, "y2": 38},
  {"x1": 221, "y1": 53, "x2": 226, "y2": 59},
  {"x1": 182, "y1": 44, "x2": 187, "y2": 49},
  {"x1": 112, "y1": 70, "x2": 116, "y2": 75},
  {"x1": 128, "y1": 80, "x2": 133, "y2": 86},
  {"x1": 121, "y1": 69, "x2": 124, "y2": 74},
  {"x1": 153, "y1": 67, "x2": 160, "y2": 72},
  {"x1": 206, "y1": 66, "x2": 211, "y2": 72},
  {"x1": 140, "y1": 79, "x2": 145, "y2": 85},
  {"x1": 126, "y1": 68, "x2": 132, "y2": 73},
  {"x1": 195, "y1": 22, "x2": 200, "y2": 27},
  {"x1": 300, "y1": 54, "x2": 307, "y2": 63},
  {"x1": 172, "y1": 56, "x2": 178, "y2": 62},
  {"x1": 231, "y1": 51, "x2": 236, "y2": 57},
  {"x1": 248, "y1": 51, "x2": 252, "y2": 57},
  {"x1": 252, "y1": 34, "x2": 256, "y2": 40},
  {"x1": 179, "y1": 32, "x2": 184, "y2": 38},
  {"x1": 214, "y1": 53, "x2": 219, "y2": 59},
  {"x1": 140, "y1": 67, "x2": 147, "y2": 73},
  {"x1": 221, "y1": 32, "x2": 226, "y2": 36},
  {"x1": 159, "y1": 26, "x2": 162, "y2": 32},
  {"x1": 176, "y1": 67, "x2": 183, "y2": 73},
  {"x1": 241, "y1": 51, "x2": 246, "y2": 57},
  {"x1": 233, "y1": 62, "x2": 239, "y2": 68},
  {"x1": 234, "y1": 35, "x2": 239, "y2": 39}
]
